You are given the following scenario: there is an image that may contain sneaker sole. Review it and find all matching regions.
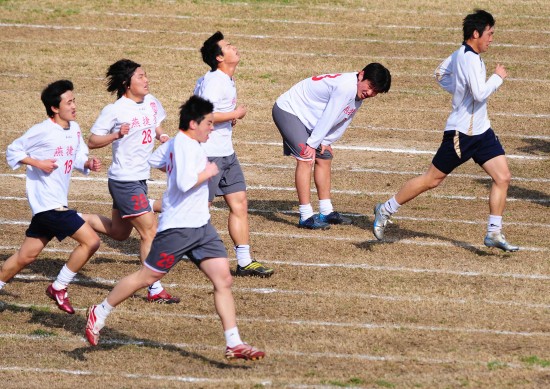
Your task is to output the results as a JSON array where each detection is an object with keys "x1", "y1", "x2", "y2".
[
  {"x1": 148, "y1": 297, "x2": 181, "y2": 304},
  {"x1": 225, "y1": 354, "x2": 265, "y2": 361},
  {"x1": 85, "y1": 307, "x2": 99, "y2": 346},
  {"x1": 297, "y1": 224, "x2": 331, "y2": 230},
  {"x1": 235, "y1": 270, "x2": 274, "y2": 278}
]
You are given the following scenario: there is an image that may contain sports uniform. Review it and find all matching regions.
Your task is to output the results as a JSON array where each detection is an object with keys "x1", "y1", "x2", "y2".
[
  {"x1": 194, "y1": 69, "x2": 246, "y2": 201},
  {"x1": 90, "y1": 94, "x2": 166, "y2": 217},
  {"x1": 6, "y1": 118, "x2": 89, "y2": 239}
]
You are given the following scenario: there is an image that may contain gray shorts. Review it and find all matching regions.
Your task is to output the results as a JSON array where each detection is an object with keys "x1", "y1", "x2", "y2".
[
  {"x1": 208, "y1": 153, "x2": 247, "y2": 202},
  {"x1": 272, "y1": 103, "x2": 333, "y2": 161},
  {"x1": 108, "y1": 179, "x2": 152, "y2": 218},
  {"x1": 144, "y1": 222, "x2": 228, "y2": 272}
]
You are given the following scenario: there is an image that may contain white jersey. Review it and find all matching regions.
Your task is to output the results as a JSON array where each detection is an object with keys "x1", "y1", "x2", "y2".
[
  {"x1": 435, "y1": 43, "x2": 503, "y2": 136},
  {"x1": 276, "y1": 72, "x2": 363, "y2": 148},
  {"x1": 6, "y1": 119, "x2": 89, "y2": 216},
  {"x1": 90, "y1": 94, "x2": 166, "y2": 181},
  {"x1": 149, "y1": 131, "x2": 210, "y2": 230},
  {"x1": 194, "y1": 69, "x2": 236, "y2": 157}
]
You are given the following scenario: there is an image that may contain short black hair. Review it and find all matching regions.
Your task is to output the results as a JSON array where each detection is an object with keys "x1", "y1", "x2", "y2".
[
  {"x1": 463, "y1": 9, "x2": 495, "y2": 41},
  {"x1": 41, "y1": 79, "x2": 74, "y2": 118},
  {"x1": 360, "y1": 63, "x2": 391, "y2": 93},
  {"x1": 200, "y1": 31, "x2": 224, "y2": 72},
  {"x1": 179, "y1": 95, "x2": 214, "y2": 131},
  {"x1": 106, "y1": 59, "x2": 141, "y2": 98}
]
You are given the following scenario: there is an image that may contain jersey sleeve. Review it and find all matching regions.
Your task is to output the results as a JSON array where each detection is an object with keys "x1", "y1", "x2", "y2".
[
  {"x1": 149, "y1": 140, "x2": 170, "y2": 169},
  {"x1": 5, "y1": 125, "x2": 43, "y2": 170},
  {"x1": 465, "y1": 53, "x2": 503, "y2": 102},
  {"x1": 307, "y1": 85, "x2": 351, "y2": 148},
  {"x1": 73, "y1": 124, "x2": 90, "y2": 174},
  {"x1": 435, "y1": 53, "x2": 455, "y2": 94},
  {"x1": 90, "y1": 104, "x2": 117, "y2": 135}
]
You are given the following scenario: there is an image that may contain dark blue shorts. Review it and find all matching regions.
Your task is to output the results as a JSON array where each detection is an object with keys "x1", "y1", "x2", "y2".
[
  {"x1": 108, "y1": 179, "x2": 152, "y2": 218},
  {"x1": 26, "y1": 207, "x2": 85, "y2": 242},
  {"x1": 207, "y1": 154, "x2": 247, "y2": 202},
  {"x1": 144, "y1": 222, "x2": 228, "y2": 273},
  {"x1": 272, "y1": 103, "x2": 333, "y2": 161},
  {"x1": 432, "y1": 129, "x2": 505, "y2": 174}
]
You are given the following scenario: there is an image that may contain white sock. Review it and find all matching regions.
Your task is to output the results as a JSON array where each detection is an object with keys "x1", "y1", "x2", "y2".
[
  {"x1": 319, "y1": 199, "x2": 333, "y2": 216},
  {"x1": 97, "y1": 298, "x2": 114, "y2": 318},
  {"x1": 234, "y1": 245, "x2": 252, "y2": 268},
  {"x1": 487, "y1": 215, "x2": 502, "y2": 233},
  {"x1": 53, "y1": 265, "x2": 77, "y2": 290},
  {"x1": 224, "y1": 326, "x2": 243, "y2": 348},
  {"x1": 0, "y1": 280, "x2": 6, "y2": 290},
  {"x1": 148, "y1": 280, "x2": 163, "y2": 295},
  {"x1": 299, "y1": 204, "x2": 314, "y2": 221},
  {"x1": 384, "y1": 196, "x2": 401, "y2": 214},
  {"x1": 77, "y1": 212, "x2": 83, "y2": 218},
  {"x1": 149, "y1": 199, "x2": 155, "y2": 213}
]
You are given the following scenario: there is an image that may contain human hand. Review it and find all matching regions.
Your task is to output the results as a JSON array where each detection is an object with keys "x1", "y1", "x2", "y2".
[
  {"x1": 495, "y1": 64, "x2": 507, "y2": 80},
  {"x1": 205, "y1": 161, "x2": 219, "y2": 178},
  {"x1": 117, "y1": 123, "x2": 130, "y2": 139},
  {"x1": 234, "y1": 105, "x2": 247, "y2": 120},
  {"x1": 37, "y1": 159, "x2": 58, "y2": 173},
  {"x1": 320, "y1": 144, "x2": 333, "y2": 156},
  {"x1": 88, "y1": 157, "x2": 102, "y2": 172}
]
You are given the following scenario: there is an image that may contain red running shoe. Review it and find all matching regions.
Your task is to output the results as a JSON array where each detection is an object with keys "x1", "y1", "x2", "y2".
[
  {"x1": 147, "y1": 289, "x2": 181, "y2": 304},
  {"x1": 46, "y1": 284, "x2": 75, "y2": 314},
  {"x1": 85, "y1": 305, "x2": 104, "y2": 346},
  {"x1": 225, "y1": 343, "x2": 265, "y2": 361}
]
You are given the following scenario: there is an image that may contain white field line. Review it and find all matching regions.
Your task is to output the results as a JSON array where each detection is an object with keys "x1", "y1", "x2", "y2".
[
  {"x1": 11, "y1": 273, "x2": 550, "y2": 310},
  {"x1": 1, "y1": 244, "x2": 548, "y2": 279},
  {"x1": 1, "y1": 300, "x2": 548, "y2": 338},
  {"x1": 2, "y1": 22, "x2": 550, "y2": 51},
  {"x1": 0, "y1": 364, "x2": 270, "y2": 385}
]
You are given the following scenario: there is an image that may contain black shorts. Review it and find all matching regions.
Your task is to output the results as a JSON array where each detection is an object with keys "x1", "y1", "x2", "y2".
[
  {"x1": 108, "y1": 179, "x2": 152, "y2": 218},
  {"x1": 26, "y1": 207, "x2": 85, "y2": 242},
  {"x1": 272, "y1": 103, "x2": 333, "y2": 161},
  {"x1": 432, "y1": 129, "x2": 505, "y2": 175},
  {"x1": 144, "y1": 222, "x2": 228, "y2": 273}
]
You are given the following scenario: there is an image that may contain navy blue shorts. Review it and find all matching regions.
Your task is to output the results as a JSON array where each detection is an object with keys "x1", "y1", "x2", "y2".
[
  {"x1": 26, "y1": 207, "x2": 85, "y2": 242},
  {"x1": 272, "y1": 103, "x2": 333, "y2": 161},
  {"x1": 207, "y1": 154, "x2": 247, "y2": 202},
  {"x1": 144, "y1": 222, "x2": 228, "y2": 273},
  {"x1": 108, "y1": 179, "x2": 152, "y2": 218},
  {"x1": 432, "y1": 129, "x2": 505, "y2": 175}
]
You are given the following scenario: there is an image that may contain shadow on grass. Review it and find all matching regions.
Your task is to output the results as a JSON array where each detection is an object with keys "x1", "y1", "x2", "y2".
[
  {"x1": 474, "y1": 179, "x2": 549, "y2": 208},
  {"x1": 516, "y1": 138, "x2": 550, "y2": 155},
  {"x1": 0, "y1": 302, "x2": 249, "y2": 369}
]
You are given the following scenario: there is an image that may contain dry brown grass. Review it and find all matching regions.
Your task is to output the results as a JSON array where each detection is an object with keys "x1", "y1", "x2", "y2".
[{"x1": 0, "y1": 0, "x2": 549, "y2": 388}]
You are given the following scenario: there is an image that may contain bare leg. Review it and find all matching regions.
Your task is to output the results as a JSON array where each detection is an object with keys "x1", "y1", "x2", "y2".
[
  {"x1": 106, "y1": 266, "x2": 164, "y2": 307},
  {"x1": 0, "y1": 236, "x2": 48, "y2": 282},
  {"x1": 395, "y1": 164, "x2": 448, "y2": 205},
  {"x1": 313, "y1": 158, "x2": 332, "y2": 200},
  {"x1": 224, "y1": 191, "x2": 249, "y2": 246},
  {"x1": 481, "y1": 155, "x2": 511, "y2": 216},
  {"x1": 199, "y1": 257, "x2": 236, "y2": 331},
  {"x1": 65, "y1": 223, "x2": 101, "y2": 273},
  {"x1": 295, "y1": 159, "x2": 313, "y2": 205}
]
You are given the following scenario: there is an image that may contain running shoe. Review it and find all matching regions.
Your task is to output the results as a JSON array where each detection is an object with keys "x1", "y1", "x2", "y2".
[
  {"x1": 85, "y1": 305, "x2": 104, "y2": 346},
  {"x1": 236, "y1": 260, "x2": 274, "y2": 278},
  {"x1": 46, "y1": 284, "x2": 75, "y2": 314},
  {"x1": 484, "y1": 232, "x2": 519, "y2": 252},
  {"x1": 225, "y1": 343, "x2": 265, "y2": 361},
  {"x1": 319, "y1": 211, "x2": 352, "y2": 225},
  {"x1": 147, "y1": 289, "x2": 181, "y2": 304},
  {"x1": 298, "y1": 215, "x2": 330, "y2": 230},
  {"x1": 373, "y1": 203, "x2": 392, "y2": 240}
]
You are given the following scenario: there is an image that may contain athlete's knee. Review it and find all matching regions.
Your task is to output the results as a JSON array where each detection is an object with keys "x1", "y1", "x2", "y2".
[{"x1": 493, "y1": 171, "x2": 512, "y2": 186}]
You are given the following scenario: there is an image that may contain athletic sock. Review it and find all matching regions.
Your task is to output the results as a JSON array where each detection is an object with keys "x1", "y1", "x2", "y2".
[
  {"x1": 299, "y1": 203, "x2": 314, "y2": 221},
  {"x1": 52, "y1": 265, "x2": 77, "y2": 290},
  {"x1": 487, "y1": 215, "x2": 502, "y2": 233},
  {"x1": 96, "y1": 298, "x2": 114, "y2": 319},
  {"x1": 0, "y1": 280, "x2": 6, "y2": 290},
  {"x1": 234, "y1": 245, "x2": 252, "y2": 268},
  {"x1": 384, "y1": 196, "x2": 401, "y2": 215},
  {"x1": 148, "y1": 280, "x2": 164, "y2": 296},
  {"x1": 149, "y1": 199, "x2": 155, "y2": 213},
  {"x1": 319, "y1": 199, "x2": 333, "y2": 216},
  {"x1": 224, "y1": 326, "x2": 243, "y2": 348}
]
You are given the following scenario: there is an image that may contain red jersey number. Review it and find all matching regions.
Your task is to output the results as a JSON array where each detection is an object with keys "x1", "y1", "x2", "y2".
[
  {"x1": 142, "y1": 129, "x2": 153, "y2": 144},
  {"x1": 131, "y1": 193, "x2": 148, "y2": 211},
  {"x1": 64, "y1": 159, "x2": 73, "y2": 174}
]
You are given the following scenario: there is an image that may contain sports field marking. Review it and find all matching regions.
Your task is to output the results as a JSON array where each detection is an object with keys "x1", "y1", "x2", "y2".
[
  {"x1": 2, "y1": 23, "x2": 550, "y2": 51},
  {"x1": 10, "y1": 273, "x2": 550, "y2": 310},
  {"x1": 1, "y1": 244, "x2": 548, "y2": 279}
]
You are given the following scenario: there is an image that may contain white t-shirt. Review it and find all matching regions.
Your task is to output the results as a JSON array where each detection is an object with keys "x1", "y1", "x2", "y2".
[
  {"x1": 435, "y1": 43, "x2": 503, "y2": 136},
  {"x1": 6, "y1": 118, "x2": 89, "y2": 216},
  {"x1": 194, "y1": 69, "x2": 236, "y2": 157},
  {"x1": 90, "y1": 94, "x2": 166, "y2": 181},
  {"x1": 149, "y1": 131, "x2": 210, "y2": 230},
  {"x1": 276, "y1": 72, "x2": 363, "y2": 148}
]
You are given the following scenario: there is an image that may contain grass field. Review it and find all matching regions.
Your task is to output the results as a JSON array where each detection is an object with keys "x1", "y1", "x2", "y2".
[{"x1": 0, "y1": 0, "x2": 549, "y2": 388}]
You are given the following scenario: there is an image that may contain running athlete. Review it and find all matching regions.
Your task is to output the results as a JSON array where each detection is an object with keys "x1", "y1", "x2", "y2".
[
  {"x1": 86, "y1": 59, "x2": 180, "y2": 303},
  {"x1": 1, "y1": 80, "x2": 102, "y2": 314},
  {"x1": 373, "y1": 9, "x2": 518, "y2": 252},
  {"x1": 85, "y1": 95, "x2": 265, "y2": 361},
  {"x1": 194, "y1": 31, "x2": 273, "y2": 277},
  {"x1": 273, "y1": 64, "x2": 391, "y2": 229}
]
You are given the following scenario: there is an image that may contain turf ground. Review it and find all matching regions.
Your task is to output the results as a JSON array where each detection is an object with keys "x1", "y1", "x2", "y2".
[{"x1": 0, "y1": 0, "x2": 549, "y2": 388}]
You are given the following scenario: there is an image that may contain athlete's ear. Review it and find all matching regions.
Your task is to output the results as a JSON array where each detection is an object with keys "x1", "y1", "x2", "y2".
[
  {"x1": 189, "y1": 119, "x2": 198, "y2": 131},
  {"x1": 473, "y1": 29, "x2": 480, "y2": 39}
]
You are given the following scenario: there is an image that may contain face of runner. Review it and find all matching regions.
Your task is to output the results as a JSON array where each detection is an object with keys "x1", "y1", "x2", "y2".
[
  {"x1": 191, "y1": 112, "x2": 214, "y2": 143},
  {"x1": 53, "y1": 90, "x2": 76, "y2": 127},
  {"x1": 217, "y1": 39, "x2": 240, "y2": 65},
  {"x1": 475, "y1": 25, "x2": 495, "y2": 54},
  {"x1": 356, "y1": 71, "x2": 378, "y2": 100},
  {"x1": 126, "y1": 67, "x2": 149, "y2": 101}
]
